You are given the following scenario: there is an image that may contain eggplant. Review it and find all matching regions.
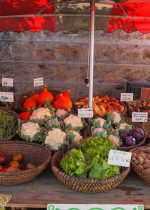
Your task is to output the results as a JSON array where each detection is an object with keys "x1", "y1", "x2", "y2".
[{"x1": 124, "y1": 136, "x2": 136, "y2": 146}]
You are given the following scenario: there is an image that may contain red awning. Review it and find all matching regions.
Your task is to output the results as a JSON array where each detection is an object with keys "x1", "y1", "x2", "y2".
[
  {"x1": 0, "y1": 0, "x2": 56, "y2": 32},
  {"x1": 108, "y1": 0, "x2": 150, "y2": 33}
]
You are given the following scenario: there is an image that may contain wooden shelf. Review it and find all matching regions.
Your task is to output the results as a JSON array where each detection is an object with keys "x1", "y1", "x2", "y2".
[{"x1": 0, "y1": 169, "x2": 150, "y2": 209}]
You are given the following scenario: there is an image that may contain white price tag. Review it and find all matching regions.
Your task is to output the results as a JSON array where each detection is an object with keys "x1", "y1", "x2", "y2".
[
  {"x1": 0, "y1": 92, "x2": 14, "y2": 102},
  {"x1": 132, "y1": 112, "x2": 148, "y2": 122},
  {"x1": 47, "y1": 204, "x2": 144, "y2": 210},
  {"x1": 108, "y1": 150, "x2": 132, "y2": 167},
  {"x1": 120, "y1": 93, "x2": 133, "y2": 102},
  {"x1": 2, "y1": 78, "x2": 13, "y2": 87},
  {"x1": 34, "y1": 77, "x2": 44, "y2": 87},
  {"x1": 78, "y1": 108, "x2": 93, "y2": 118}
]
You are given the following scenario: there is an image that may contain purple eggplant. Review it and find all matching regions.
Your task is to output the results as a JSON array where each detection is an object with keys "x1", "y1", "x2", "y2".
[
  {"x1": 119, "y1": 131, "x2": 129, "y2": 143},
  {"x1": 129, "y1": 128, "x2": 144, "y2": 143}
]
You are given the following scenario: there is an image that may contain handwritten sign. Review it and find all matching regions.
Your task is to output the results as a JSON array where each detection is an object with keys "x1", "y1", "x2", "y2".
[
  {"x1": 132, "y1": 112, "x2": 148, "y2": 122},
  {"x1": 0, "y1": 92, "x2": 14, "y2": 103},
  {"x1": 120, "y1": 93, "x2": 133, "y2": 102},
  {"x1": 108, "y1": 150, "x2": 132, "y2": 167},
  {"x1": 2, "y1": 78, "x2": 13, "y2": 87},
  {"x1": 34, "y1": 77, "x2": 44, "y2": 87},
  {"x1": 47, "y1": 204, "x2": 144, "y2": 210},
  {"x1": 78, "y1": 108, "x2": 93, "y2": 118}
]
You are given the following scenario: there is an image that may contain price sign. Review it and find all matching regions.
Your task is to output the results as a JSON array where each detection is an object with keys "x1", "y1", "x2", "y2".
[
  {"x1": 120, "y1": 93, "x2": 133, "y2": 102},
  {"x1": 0, "y1": 92, "x2": 14, "y2": 102},
  {"x1": 34, "y1": 77, "x2": 44, "y2": 87},
  {"x1": 47, "y1": 204, "x2": 144, "y2": 210},
  {"x1": 2, "y1": 78, "x2": 13, "y2": 87},
  {"x1": 108, "y1": 150, "x2": 132, "y2": 167},
  {"x1": 78, "y1": 108, "x2": 93, "y2": 118},
  {"x1": 132, "y1": 112, "x2": 148, "y2": 122}
]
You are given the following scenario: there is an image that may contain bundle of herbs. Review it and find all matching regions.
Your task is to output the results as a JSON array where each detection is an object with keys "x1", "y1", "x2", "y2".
[{"x1": 0, "y1": 107, "x2": 18, "y2": 140}]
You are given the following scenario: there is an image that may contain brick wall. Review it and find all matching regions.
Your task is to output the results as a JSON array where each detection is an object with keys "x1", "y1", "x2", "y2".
[{"x1": 0, "y1": 30, "x2": 150, "y2": 100}]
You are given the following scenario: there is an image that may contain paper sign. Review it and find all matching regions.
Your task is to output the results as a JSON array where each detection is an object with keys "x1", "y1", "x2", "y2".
[
  {"x1": 132, "y1": 112, "x2": 148, "y2": 122},
  {"x1": 2, "y1": 78, "x2": 13, "y2": 87},
  {"x1": 0, "y1": 92, "x2": 14, "y2": 102},
  {"x1": 34, "y1": 77, "x2": 44, "y2": 87},
  {"x1": 120, "y1": 93, "x2": 133, "y2": 102},
  {"x1": 78, "y1": 108, "x2": 93, "y2": 118},
  {"x1": 108, "y1": 150, "x2": 132, "y2": 167},
  {"x1": 47, "y1": 204, "x2": 144, "y2": 210}
]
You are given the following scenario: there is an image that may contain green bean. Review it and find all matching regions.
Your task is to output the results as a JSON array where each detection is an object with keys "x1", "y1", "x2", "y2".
[{"x1": 0, "y1": 107, "x2": 18, "y2": 140}]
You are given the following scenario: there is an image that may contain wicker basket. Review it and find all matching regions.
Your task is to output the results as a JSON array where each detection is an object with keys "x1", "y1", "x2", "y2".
[
  {"x1": 0, "y1": 107, "x2": 18, "y2": 141},
  {"x1": 51, "y1": 150, "x2": 130, "y2": 193},
  {"x1": 16, "y1": 89, "x2": 59, "y2": 112},
  {"x1": 0, "y1": 141, "x2": 51, "y2": 185},
  {"x1": 130, "y1": 146, "x2": 150, "y2": 185}
]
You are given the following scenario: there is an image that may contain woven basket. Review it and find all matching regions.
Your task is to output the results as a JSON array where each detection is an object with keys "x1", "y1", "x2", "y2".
[
  {"x1": 16, "y1": 89, "x2": 59, "y2": 112},
  {"x1": 130, "y1": 146, "x2": 150, "y2": 185},
  {"x1": 0, "y1": 141, "x2": 51, "y2": 185},
  {"x1": 51, "y1": 150, "x2": 130, "y2": 193},
  {"x1": 0, "y1": 107, "x2": 18, "y2": 141}
]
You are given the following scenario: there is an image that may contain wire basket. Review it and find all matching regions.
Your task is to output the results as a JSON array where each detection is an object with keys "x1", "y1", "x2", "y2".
[{"x1": 0, "y1": 141, "x2": 51, "y2": 185}]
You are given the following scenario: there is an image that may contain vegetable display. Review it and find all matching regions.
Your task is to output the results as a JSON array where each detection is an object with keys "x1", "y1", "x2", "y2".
[
  {"x1": 0, "y1": 152, "x2": 36, "y2": 173},
  {"x1": 91, "y1": 111, "x2": 145, "y2": 148},
  {"x1": 20, "y1": 87, "x2": 73, "y2": 113},
  {"x1": 0, "y1": 107, "x2": 18, "y2": 141},
  {"x1": 131, "y1": 146, "x2": 150, "y2": 175},
  {"x1": 75, "y1": 95, "x2": 125, "y2": 117},
  {"x1": 60, "y1": 136, "x2": 120, "y2": 179},
  {"x1": 18, "y1": 106, "x2": 85, "y2": 151},
  {"x1": 127, "y1": 99, "x2": 150, "y2": 116}
]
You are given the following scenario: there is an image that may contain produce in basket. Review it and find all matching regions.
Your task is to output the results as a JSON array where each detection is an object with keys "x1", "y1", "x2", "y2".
[
  {"x1": 131, "y1": 146, "x2": 150, "y2": 176},
  {"x1": 18, "y1": 108, "x2": 86, "y2": 151},
  {"x1": 20, "y1": 87, "x2": 72, "y2": 112},
  {"x1": 126, "y1": 99, "x2": 150, "y2": 116},
  {"x1": 75, "y1": 95, "x2": 125, "y2": 117},
  {"x1": 0, "y1": 107, "x2": 18, "y2": 141},
  {"x1": 60, "y1": 136, "x2": 120, "y2": 179},
  {"x1": 91, "y1": 111, "x2": 145, "y2": 148},
  {"x1": 0, "y1": 152, "x2": 37, "y2": 173}
]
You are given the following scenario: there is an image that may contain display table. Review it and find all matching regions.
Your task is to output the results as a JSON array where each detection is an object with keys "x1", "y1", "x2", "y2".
[{"x1": 0, "y1": 169, "x2": 150, "y2": 209}]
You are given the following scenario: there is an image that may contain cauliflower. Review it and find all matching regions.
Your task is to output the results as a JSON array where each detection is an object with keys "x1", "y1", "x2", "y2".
[
  {"x1": 92, "y1": 118, "x2": 106, "y2": 128},
  {"x1": 30, "y1": 107, "x2": 52, "y2": 121},
  {"x1": 20, "y1": 121, "x2": 41, "y2": 141},
  {"x1": 56, "y1": 109, "x2": 68, "y2": 119},
  {"x1": 118, "y1": 123, "x2": 133, "y2": 132},
  {"x1": 45, "y1": 128, "x2": 67, "y2": 151},
  {"x1": 91, "y1": 127, "x2": 107, "y2": 138},
  {"x1": 108, "y1": 135, "x2": 120, "y2": 147},
  {"x1": 64, "y1": 114, "x2": 83, "y2": 129},
  {"x1": 67, "y1": 130, "x2": 83, "y2": 145},
  {"x1": 107, "y1": 111, "x2": 121, "y2": 124},
  {"x1": 45, "y1": 117, "x2": 60, "y2": 129}
]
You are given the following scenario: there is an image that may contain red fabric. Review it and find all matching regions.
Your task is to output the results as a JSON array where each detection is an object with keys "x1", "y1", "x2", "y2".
[
  {"x1": 108, "y1": 0, "x2": 150, "y2": 33},
  {"x1": 0, "y1": 0, "x2": 56, "y2": 32}
]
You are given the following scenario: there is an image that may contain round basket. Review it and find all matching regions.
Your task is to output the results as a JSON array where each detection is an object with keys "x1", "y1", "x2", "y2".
[
  {"x1": 16, "y1": 89, "x2": 59, "y2": 112},
  {"x1": 0, "y1": 141, "x2": 51, "y2": 185},
  {"x1": 0, "y1": 107, "x2": 18, "y2": 141},
  {"x1": 130, "y1": 146, "x2": 150, "y2": 185},
  {"x1": 51, "y1": 150, "x2": 130, "y2": 193}
]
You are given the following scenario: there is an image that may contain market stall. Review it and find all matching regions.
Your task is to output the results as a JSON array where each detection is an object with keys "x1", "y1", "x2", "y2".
[{"x1": 0, "y1": 0, "x2": 150, "y2": 209}]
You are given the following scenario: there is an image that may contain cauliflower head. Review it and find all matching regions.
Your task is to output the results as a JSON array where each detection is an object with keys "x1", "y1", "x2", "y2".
[
  {"x1": 64, "y1": 114, "x2": 83, "y2": 129},
  {"x1": 92, "y1": 117, "x2": 106, "y2": 128},
  {"x1": 67, "y1": 130, "x2": 83, "y2": 145},
  {"x1": 20, "y1": 121, "x2": 41, "y2": 141},
  {"x1": 30, "y1": 107, "x2": 52, "y2": 121},
  {"x1": 91, "y1": 127, "x2": 107, "y2": 138},
  {"x1": 56, "y1": 109, "x2": 68, "y2": 119},
  {"x1": 107, "y1": 111, "x2": 121, "y2": 124},
  {"x1": 108, "y1": 135, "x2": 120, "y2": 147},
  {"x1": 45, "y1": 128, "x2": 67, "y2": 151}
]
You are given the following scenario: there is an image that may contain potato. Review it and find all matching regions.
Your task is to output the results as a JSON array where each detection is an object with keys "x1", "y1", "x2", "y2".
[
  {"x1": 143, "y1": 168, "x2": 150, "y2": 175},
  {"x1": 138, "y1": 157, "x2": 144, "y2": 165},
  {"x1": 138, "y1": 164, "x2": 144, "y2": 170}
]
